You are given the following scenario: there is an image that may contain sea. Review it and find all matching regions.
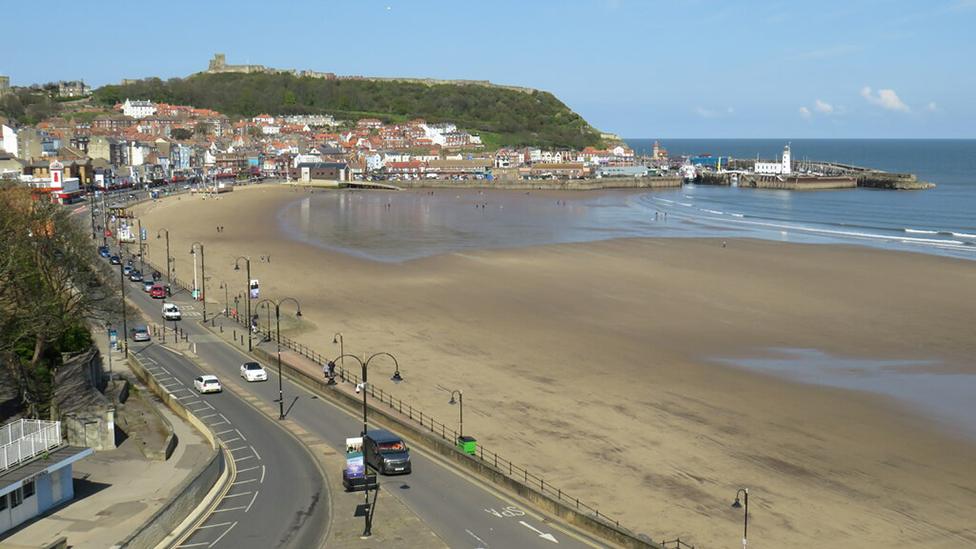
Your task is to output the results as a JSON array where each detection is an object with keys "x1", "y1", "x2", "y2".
[{"x1": 279, "y1": 139, "x2": 976, "y2": 262}]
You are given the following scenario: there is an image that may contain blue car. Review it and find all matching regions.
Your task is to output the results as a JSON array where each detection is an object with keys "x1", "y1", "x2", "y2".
[
  {"x1": 109, "y1": 255, "x2": 121, "y2": 265},
  {"x1": 98, "y1": 246, "x2": 110, "y2": 258}
]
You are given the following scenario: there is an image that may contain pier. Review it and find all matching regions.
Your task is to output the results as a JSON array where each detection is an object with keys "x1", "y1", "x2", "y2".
[{"x1": 697, "y1": 158, "x2": 934, "y2": 190}]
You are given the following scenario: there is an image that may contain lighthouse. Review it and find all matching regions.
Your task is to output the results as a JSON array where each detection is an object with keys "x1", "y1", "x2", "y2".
[{"x1": 781, "y1": 144, "x2": 792, "y2": 175}]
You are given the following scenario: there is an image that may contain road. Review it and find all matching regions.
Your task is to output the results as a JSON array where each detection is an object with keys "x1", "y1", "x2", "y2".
[
  {"x1": 128, "y1": 342, "x2": 329, "y2": 549},
  {"x1": 113, "y1": 247, "x2": 603, "y2": 548}
]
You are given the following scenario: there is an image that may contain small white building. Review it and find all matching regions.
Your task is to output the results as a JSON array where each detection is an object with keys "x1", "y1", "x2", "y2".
[
  {"x1": 122, "y1": 99, "x2": 157, "y2": 119},
  {"x1": 755, "y1": 144, "x2": 792, "y2": 175},
  {"x1": 1, "y1": 125, "x2": 18, "y2": 157}
]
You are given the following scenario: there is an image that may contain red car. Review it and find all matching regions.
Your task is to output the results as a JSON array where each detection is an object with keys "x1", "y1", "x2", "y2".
[{"x1": 150, "y1": 284, "x2": 166, "y2": 299}]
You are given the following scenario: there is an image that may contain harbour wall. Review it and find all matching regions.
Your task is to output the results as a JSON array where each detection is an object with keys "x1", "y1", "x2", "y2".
[{"x1": 396, "y1": 175, "x2": 683, "y2": 191}]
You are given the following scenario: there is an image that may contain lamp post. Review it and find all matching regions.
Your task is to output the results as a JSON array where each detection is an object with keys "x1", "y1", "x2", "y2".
[
  {"x1": 332, "y1": 332, "x2": 344, "y2": 372},
  {"x1": 219, "y1": 282, "x2": 229, "y2": 317},
  {"x1": 190, "y1": 242, "x2": 206, "y2": 321},
  {"x1": 233, "y1": 256, "x2": 252, "y2": 351},
  {"x1": 255, "y1": 297, "x2": 301, "y2": 420},
  {"x1": 326, "y1": 351, "x2": 402, "y2": 537},
  {"x1": 105, "y1": 322, "x2": 114, "y2": 389},
  {"x1": 448, "y1": 390, "x2": 464, "y2": 439},
  {"x1": 732, "y1": 488, "x2": 749, "y2": 548},
  {"x1": 118, "y1": 258, "x2": 128, "y2": 358},
  {"x1": 137, "y1": 219, "x2": 145, "y2": 273},
  {"x1": 156, "y1": 229, "x2": 171, "y2": 285}
]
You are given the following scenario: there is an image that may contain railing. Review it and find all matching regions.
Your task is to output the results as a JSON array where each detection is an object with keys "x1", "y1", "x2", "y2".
[
  {"x1": 0, "y1": 419, "x2": 63, "y2": 472},
  {"x1": 227, "y1": 315, "x2": 628, "y2": 530},
  {"x1": 660, "y1": 539, "x2": 695, "y2": 549}
]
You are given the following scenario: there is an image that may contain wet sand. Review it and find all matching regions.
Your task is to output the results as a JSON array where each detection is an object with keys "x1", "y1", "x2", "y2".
[{"x1": 134, "y1": 186, "x2": 976, "y2": 548}]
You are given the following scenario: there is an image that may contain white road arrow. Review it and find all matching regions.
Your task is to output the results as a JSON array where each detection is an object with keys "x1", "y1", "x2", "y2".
[{"x1": 520, "y1": 520, "x2": 559, "y2": 543}]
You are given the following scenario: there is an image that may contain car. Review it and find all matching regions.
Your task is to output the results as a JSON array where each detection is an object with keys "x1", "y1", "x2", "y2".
[
  {"x1": 129, "y1": 270, "x2": 143, "y2": 282},
  {"x1": 193, "y1": 375, "x2": 222, "y2": 394},
  {"x1": 364, "y1": 429, "x2": 412, "y2": 475},
  {"x1": 130, "y1": 325, "x2": 150, "y2": 342},
  {"x1": 162, "y1": 303, "x2": 182, "y2": 321},
  {"x1": 143, "y1": 280, "x2": 154, "y2": 292},
  {"x1": 240, "y1": 362, "x2": 268, "y2": 382},
  {"x1": 150, "y1": 284, "x2": 166, "y2": 299},
  {"x1": 123, "y1": 265, "x2": 133, "y2": 276},
  {"x1": 98, "y1": 246, "x2": 110, "y2": 257},
  {"x1": 109, "y1": 255, "x2": 121, "y2": 265}
]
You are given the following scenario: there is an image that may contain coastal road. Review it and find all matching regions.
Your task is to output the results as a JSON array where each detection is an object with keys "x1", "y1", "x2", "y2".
[
  {"x1": 113, "y1": 247, "x2": 604, "y2": 549},
  {"x1": 126, "y1": 332, "x2": 329, "y2": 548}
]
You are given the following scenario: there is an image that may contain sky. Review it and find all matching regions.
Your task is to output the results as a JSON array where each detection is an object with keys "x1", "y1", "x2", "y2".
[{"x1": 3, "y1": 0, "x2": 975, "y2": 138}]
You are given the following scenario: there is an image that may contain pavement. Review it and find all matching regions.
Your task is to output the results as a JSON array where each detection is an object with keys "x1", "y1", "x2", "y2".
[{"x1": 0, "y1": 336, "x2": 212, "y2": 548}]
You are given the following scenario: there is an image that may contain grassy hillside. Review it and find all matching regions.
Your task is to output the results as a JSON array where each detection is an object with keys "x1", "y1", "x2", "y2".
[{"x1": 93, "y1": 73, "x2": 603, "y2": 149}]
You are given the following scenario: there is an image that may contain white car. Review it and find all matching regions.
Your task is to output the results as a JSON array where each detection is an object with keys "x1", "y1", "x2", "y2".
[
  {"x1": 240, "y1": 362, "x2": 267, "y2": 382},
  {"x1": 162, "y1": 303, "x2": 181, "y2": 321},
  {"x1": 193, "y1": 375, "x2": 222, "y2": 394}
]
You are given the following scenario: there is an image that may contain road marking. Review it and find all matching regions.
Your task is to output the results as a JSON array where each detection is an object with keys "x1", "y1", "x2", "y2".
[
  {"x1": 222, "y1": 491, "x2": 252, "y2": 499},
  {"x1": 260, "y1": 465, "x2": 266, "y2": 484},
  {"x1": 159, "y1": 345, "x2": 185, "y2": 357},
  {"x1": 196, "y1": 521, "x2": 234, "y2": 529},
  {"x1": 219, "y1": 413, "x2": 231, "y2": 424},
  {"x1": 236, "y1": 466, "x2": 259, "y2": 474},
  {"x1": 245, "y1": 491, "x2": 260, "y2": 513},
  {"x1": 466, "y1": 529, "x2": 489, "y2": 548},
  {"x1": 520, "y1": 521, "x2": 559, "y2": 543},
  {"x1": 210, "y1": 421, "x2": 227, "y2": 426},
  {"x1": 250, "y1": 445, "x2": 261, "y2": 460},
  {"x1": 198, "y1": 413, "x2": 218, "y2": 420},
  {"x1": 234, "y1": 455, "x2": 254, "y2": 463},
  {"x1": 231, "y1": 478, "x2": 257, "y2": 486},
  {"x1": 209, "y1": 521, "x2": 237, "y2": 548},
  {"x1": 221, "y1": 437, "x2": 240, "y2": 444},
  {"x1": 160, "y1": 366, "x2": 172, "y2": 375},
  {"x1": 235, "y1": 428, "x2": 247, "y2": 441},
  {"x1": 212, "y1": 506, "x2": 246, "y2": 513},
  {"x1": 175, "y1": 543, "x2": 209, "y2": 548},
  {"x1": 215, "y1": 429, "x2": 235, "y2": 436},
  {"x1": 228, "y1": 446, "x2": 249, "y2": 452}
]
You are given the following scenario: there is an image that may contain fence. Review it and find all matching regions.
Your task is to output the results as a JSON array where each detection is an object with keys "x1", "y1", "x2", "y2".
[
  {"x1": 217, "y1": 310, "x2": 629, "y2": 532},
  {"x1": 0, "y1": 419, "x2": 63, "y2": 472}
]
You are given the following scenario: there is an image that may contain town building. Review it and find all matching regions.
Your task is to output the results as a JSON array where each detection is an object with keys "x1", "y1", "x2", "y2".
[
  {"x1": 57, "y1": 80, "x2": 90, "y2": 97},
  {"x1": 0, "y1": 75, "x2": 9, "y2": 97},
  {"x1": 122, "y1": 99, "x2": 157, "y2": 119},
  {"x1": 0, "y1": 419, "x2": 92, "y2": 535}
]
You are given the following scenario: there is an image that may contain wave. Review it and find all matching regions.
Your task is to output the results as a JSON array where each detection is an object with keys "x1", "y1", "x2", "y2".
[
  {"x1": 678, "y1": 202, "x2": 693, "y2": 207},
  {"x1": 904, "y1": 228, "x2": 938, "y2": 235},
  {"x1": 951, "y1": 232, "x2": 976, "y2": 239},
  {"x1": 701, "y1": 209, "x2": 724, "y2": 215},
  {"x1": 730, "y1": 213, "x2": 745, "y2": 218}
]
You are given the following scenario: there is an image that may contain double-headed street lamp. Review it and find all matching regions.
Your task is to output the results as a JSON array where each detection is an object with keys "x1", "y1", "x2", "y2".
[
  {"x1": 233, "y1": 256, "x2": 252, "y2": 351},
  {"x1": 448, "y1": 390, "x2": 464, "y2": 439},
  {"x1": 189, "y1": 241, "x2": 206, "y2": 322},
  {"x1": 255, "y1": 297, "x2": 302, "y2": 420},
  {"x1": 117, "y1": 257, "x2": 128, "y2": 358},
  {"x1": 327, "y1": 351, "x2": 402, "y2": 538},
  {"x1": 156, "y1": 229, "x2": 171, "y2": 285},
  {"x1": 732, "y1": 488, "x2": 749, "y2": 548}
]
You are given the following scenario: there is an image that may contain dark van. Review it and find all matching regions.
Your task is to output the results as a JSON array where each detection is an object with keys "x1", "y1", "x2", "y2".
[{"x1": 364, "y1": 429, "x2": 412, "y2": 475}]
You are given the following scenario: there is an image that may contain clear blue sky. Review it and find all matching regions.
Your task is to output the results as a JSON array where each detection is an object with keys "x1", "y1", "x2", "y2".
[{"x1": 3, "y1": 0, "x2": 974, "y2": 138}]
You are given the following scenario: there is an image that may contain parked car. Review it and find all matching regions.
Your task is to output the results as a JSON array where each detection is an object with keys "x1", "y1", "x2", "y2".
[
  {"x1": 98, "y1": 246, "x2": 110, "y2": 258},
  {"x1": 240, "y1": 362, "x2": 267, "y2": 382},
  {"x1": 150, "y1": 284, "x2": 166, "y2": 299},
  {"x1": 130, "y1": 325, "x2": 150, "y2": 342},
  {"x1": 162, "y1": 303, "x2": 181, "y2": 321},
  {"x1": 143, "y1": 280, "x2": 155, "y2": 292},
  {"x1": 129, "y1": 270, "x2": 143, "y2": 282},
  {"x1": 123, "y1": 265, "x2": 133, "y2": 276},
  {"x1": 109, "y1": 255, "x2": 121, "y2": 265},
  {"x1": 193, "y1": 375, "x2": 222, "y2": 394},
  {"x1": 364, "y1": 429, "x2": 412, "y2": 475}
]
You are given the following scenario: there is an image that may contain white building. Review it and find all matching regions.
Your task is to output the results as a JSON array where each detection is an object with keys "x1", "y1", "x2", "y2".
[
  {"x1": 421, "y1": 123, "x2": 457, "y2": 146},
  {"x1": 1, "y1": 125, "x2": 17, "y2": 156},
  {"x1": 755, "y1": 144, "x2": 792, "y2": 175},
  {"x1": 122, "y1": 98, "x2": 157, "y2": 119}
]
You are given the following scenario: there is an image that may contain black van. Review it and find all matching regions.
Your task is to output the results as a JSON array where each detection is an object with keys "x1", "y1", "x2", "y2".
[{"x1": 364, "y1": 429, "x2": 412, "y2": 475}]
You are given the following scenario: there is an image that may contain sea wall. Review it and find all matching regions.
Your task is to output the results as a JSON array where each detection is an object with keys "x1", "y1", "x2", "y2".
[
  {"x1": 396, "y1": 176, "x2": 682, "y2": 191},
  {"x1": 857, "y1": 171, "x2": 935, "y2": 190}
]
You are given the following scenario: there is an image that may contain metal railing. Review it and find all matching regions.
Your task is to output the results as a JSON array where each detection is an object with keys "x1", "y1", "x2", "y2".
[
  {"x1": 224, "y1": 314, "x2": 628, "y2": 530},
  {"x1": 0, "y1": 419, "x2": 62, "y2": 472}
]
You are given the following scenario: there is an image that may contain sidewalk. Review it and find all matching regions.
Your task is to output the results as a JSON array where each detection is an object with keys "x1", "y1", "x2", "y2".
[{"x1": 1, "y1": 335, "x2": 211, "y2": 549}]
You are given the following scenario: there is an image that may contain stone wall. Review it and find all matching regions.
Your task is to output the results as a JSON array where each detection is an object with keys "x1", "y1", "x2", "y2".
[
  {"x1": 55, "y1": 348, "x2": 116, "y2": 451},
  {"x1": 396, "y1": 176, "x2": 682, "y2": 191}
]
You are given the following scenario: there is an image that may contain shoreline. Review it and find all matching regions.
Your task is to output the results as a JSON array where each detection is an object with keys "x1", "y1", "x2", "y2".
[{"x1": 133, "y1": 185, "x2": 976, "y2": 548}]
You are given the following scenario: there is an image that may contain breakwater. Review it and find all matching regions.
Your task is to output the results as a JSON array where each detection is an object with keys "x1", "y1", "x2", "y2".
[
  {"x1": 396, "y1": 175, "x2": 683, "y2": 191},
  {"x1": 699, "y1": 170, "x2": 932, "y2": 190}
]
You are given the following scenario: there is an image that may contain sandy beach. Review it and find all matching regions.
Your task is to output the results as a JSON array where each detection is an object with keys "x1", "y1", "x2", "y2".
[{"x1": 133, "y1": 185, "x2": 976, "y2": 548}]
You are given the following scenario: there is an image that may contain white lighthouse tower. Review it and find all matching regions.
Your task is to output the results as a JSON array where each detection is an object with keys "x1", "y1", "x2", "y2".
[{"x1": 781, "y1": 143, "x2": 792, "y2": 175}]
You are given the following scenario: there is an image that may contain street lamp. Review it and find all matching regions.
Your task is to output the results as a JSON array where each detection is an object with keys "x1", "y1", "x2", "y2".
[
  {"x1": 448, "y1": 389, "x2": 464, "y2": 439},
  {"x1": 255, "y1": 297, "x2": 302, "y2": 420},
  {"x1": 332, "y1": 332, "x2": 344, "y2": 373},
  {"x1": 233, "y1": 256, "x2": 252, "y2": 351},
  {"x1": 189, "y1": 241, "x2": 206, "y2": 321},
  {"x1": 156, "y1": 229, "x2": 171, "y2": 285},
  {"x1": 219, "y1": 282, "x2": 229, "y2": 317},
  {"x1": 118, "y1": 257, "x2": 128, "y2": 358},
  {"x1": 326, "y1": 351, "x2": 402, "y2": 538},
  {"x1": 732, "y1": 488, "x2": 749, "y2": 548},
  {"x1": 137, "y1": 219, "x2": 145, "y2": 273}
]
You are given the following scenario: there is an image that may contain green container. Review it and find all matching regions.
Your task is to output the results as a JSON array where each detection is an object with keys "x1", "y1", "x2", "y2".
[{"x1": 457, "y1": 435, "x2": 477, "y2": 455}]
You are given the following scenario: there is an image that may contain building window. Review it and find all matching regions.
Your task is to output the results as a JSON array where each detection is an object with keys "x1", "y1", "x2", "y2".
[
  {"x1": 10, "y1": 488, "x2": 22, "y2": 507},
  {"x1": 24, "y1": 479, "x2": 35, "y2": 498},
  {"x1": 0, "y1": 494, "x2": 6, "y2": 510}
]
